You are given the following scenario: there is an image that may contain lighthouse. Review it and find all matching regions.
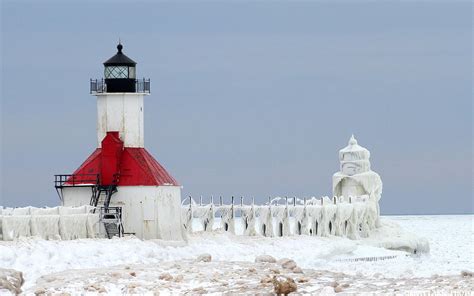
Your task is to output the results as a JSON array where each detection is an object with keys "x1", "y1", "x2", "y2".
[{"x1": 55, "y1": 43, "x2": 186, "y2": 241}]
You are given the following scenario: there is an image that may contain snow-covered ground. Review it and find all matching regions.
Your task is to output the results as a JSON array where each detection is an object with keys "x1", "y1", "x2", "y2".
[{"x1": 0, "y1": 215, "x2": 472, "y2": 294}]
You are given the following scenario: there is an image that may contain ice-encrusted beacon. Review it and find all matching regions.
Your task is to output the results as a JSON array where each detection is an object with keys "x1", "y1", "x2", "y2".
[
  {"x1": 54, "y1": 43, "x2": 185, "y2": 241},
  {"x1": 333, "y1": 135, "x2": 383, "y2": 226}
]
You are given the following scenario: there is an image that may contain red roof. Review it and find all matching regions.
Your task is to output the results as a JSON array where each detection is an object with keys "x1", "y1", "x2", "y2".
[{"x1": 70, "y1": 147, "x2": 178, "y2": 186}]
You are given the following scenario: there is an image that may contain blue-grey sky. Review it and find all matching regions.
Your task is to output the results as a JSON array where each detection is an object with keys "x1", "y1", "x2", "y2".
[{"x1": 1, "y1": 1, "x2": 472, "y2": 214}]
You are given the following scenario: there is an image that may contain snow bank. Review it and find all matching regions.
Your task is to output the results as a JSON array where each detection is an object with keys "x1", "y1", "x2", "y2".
[
  {"x1": 365, "y1": 219, "x2": 430, "y2": 254},
  {"x1": 0, "y1": 215, "x2": 471, "y2": 291}
]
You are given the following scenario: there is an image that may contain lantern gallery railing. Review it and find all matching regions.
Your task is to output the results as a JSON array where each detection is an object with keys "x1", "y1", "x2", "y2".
[
  {"x1": 182, "y1": 196, "x2": 379, "y2": 239},
  {"x1": 90, "y1": 78, "x2": 151, "y2": 94}
]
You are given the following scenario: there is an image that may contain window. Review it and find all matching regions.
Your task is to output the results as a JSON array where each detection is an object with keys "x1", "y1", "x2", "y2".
[
  {"x1": 104, "y1": 66, "x2": 129, "y2": 79},
  {"x1": 128, "y1": 66, "x2": 136, "y2": 79}
]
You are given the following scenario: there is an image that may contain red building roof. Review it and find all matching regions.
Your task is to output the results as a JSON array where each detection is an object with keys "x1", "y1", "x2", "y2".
[{"x1": 70, "y1": 132, "x2": 178, "y2": 186}]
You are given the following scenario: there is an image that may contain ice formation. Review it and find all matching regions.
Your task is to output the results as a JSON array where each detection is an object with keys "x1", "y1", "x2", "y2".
[
  {"x1": 30, "y1": 215, "x2": 61, "y2": 240},
  {"x1": 179, "y1": 136, "x2": 429, "y2": 253},
  {"x1": 0, "y1": 136, "x2": 429, "y2": 256},
  {"x1": 2, "y1": 216, "x2": 31, "y2": 240},
  {"x1": 182, "y1": 195, "x2": 374, "y2": 241},
  {"x1": 333, "y1": 135, "x2": 383, "y2": 227},
  {"x1": 59, "y1": 214, "x2": 88, "y2": 240},
  {"x1": 0, "y1": 206, "x2": 100, "y2": 241}
]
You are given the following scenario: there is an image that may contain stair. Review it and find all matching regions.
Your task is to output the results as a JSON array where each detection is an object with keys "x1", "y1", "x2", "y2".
[
  {"x1": 90, "y1": 185, "x2": 117, "y2": 208},
  {"x1": 104, "y1": 220, "x2": 122, "y2": 238},
  {"x1": 100, "y1": 207, "x2": 124, "y2": 239},
  {"x1": 91, "y1": 183, "x2": 124, "y2": 239}
]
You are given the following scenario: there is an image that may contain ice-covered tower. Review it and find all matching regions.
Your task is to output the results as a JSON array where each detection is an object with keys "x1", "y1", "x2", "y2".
[
  {"x1": 55, "y1": 43, "x2": 185, "y2": 241},
  {"x1": 332, "y1": 135, "x2": 383, "y2": 226}
]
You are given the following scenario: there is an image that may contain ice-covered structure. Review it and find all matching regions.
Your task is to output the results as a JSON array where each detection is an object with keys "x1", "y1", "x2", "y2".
[
  {"x1": 53, "y1": 43, "x2": 185, "y2": 241},
  {"x1": 183, "y1": 195, "x2": 375, "y2": 239},
  {"x1": 0, "y1": 206, "x2": 99, "y2": 241},
  {"x1": 333, "y1": 135, "x2": 382, "y2": 227},
  {"x1": 181, "y1": 136, "x2": 390, "y2": 243}
]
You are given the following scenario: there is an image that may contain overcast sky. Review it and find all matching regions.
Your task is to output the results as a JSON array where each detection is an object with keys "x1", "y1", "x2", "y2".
[{"x1": 1, "y1": 1, "x2": 472, "y2": 214}]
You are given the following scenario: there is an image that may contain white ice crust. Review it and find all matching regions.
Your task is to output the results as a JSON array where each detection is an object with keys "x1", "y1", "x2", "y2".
[{"x1": 0, "y1": 206, "x2": 99, "y2": 241}]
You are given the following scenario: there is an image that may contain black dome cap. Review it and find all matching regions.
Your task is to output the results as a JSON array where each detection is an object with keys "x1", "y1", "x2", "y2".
[{"x1": 103, "y1": 43, "x2": 137, "y2": 66}]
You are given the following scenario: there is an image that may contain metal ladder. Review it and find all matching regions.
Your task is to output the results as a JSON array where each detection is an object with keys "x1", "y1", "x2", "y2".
[
  {"x1": 90, "y1": 185, "x2": 118, "y2": 208},
  {"x1": 99, "y1": 207, "x2": 124, "y2": 239}
]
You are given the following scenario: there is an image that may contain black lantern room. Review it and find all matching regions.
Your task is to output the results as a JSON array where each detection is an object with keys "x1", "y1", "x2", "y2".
[{"x1": 103, "y1": 43, "x2": 137, "y2": 93}]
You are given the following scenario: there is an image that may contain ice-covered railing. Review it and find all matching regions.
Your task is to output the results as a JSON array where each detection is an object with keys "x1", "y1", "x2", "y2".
[
  {"x1": 182, "y1": 195, "x2": 378, "y2": 239},
  {"x1": 0, "y1": 205, "x2": 100, "y2": 241}
]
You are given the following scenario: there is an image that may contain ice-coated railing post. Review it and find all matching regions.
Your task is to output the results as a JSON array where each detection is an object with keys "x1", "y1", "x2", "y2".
[
  {"x1": 199, "y1": 195, "x2": 202, "y2": 206},
  {"x1": 333, "y1": 196, "x2": 337, "y2": 205},
  {"x1": 293, "y1": 196, "x2": 296, "y2": 207},
  {"x1": 205, "y1": 196, "x2": 215, "y2": 232},
  {"x1": 240, "y1": 196, "x2": 243, "y2": 207},
  {"x1": 245, "y1": 196, "x2": 257, "y2": 236},
  {"x1": 185, "y1": 195, "x2": 193, "y2": 234},
  {"x1": 219, "y1": 196, "x2": 223, "y2": 206},
  {"x1": 228, "y1": 196, "x2": 235, "y2": 233},
  {"x1": 282, "y1": 196, "x2": 291, "y2": 236}
]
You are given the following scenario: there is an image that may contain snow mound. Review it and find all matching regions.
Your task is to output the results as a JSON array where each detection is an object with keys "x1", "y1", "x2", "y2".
[{"x1": 364, "y1": 219, "x2": 430, "y2": 254}]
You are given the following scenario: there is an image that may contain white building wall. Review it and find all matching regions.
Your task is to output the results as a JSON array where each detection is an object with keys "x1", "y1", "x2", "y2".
[
  {"x1": 62, "y1": 187, "x2": 92, "y2": 207},
  {"x1": 96, "y1": 93, "x2": 145, "y2": 148},
  {"x1": 61, "y1": 185, "x2": 185, "y2": 241}
]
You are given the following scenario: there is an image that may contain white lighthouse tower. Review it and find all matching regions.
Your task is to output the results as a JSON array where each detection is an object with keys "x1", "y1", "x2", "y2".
[{"x1": 55, "y1": 43, "x2": 186, "y2": 241}]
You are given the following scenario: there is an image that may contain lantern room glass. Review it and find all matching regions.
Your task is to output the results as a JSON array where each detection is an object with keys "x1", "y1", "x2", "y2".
[
  {"x1": 105, "y1": 66, "x2": 134, "y2": 79},
  {"x1": 128, "y1": 66, "x2": 136, "y2": 79}
]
